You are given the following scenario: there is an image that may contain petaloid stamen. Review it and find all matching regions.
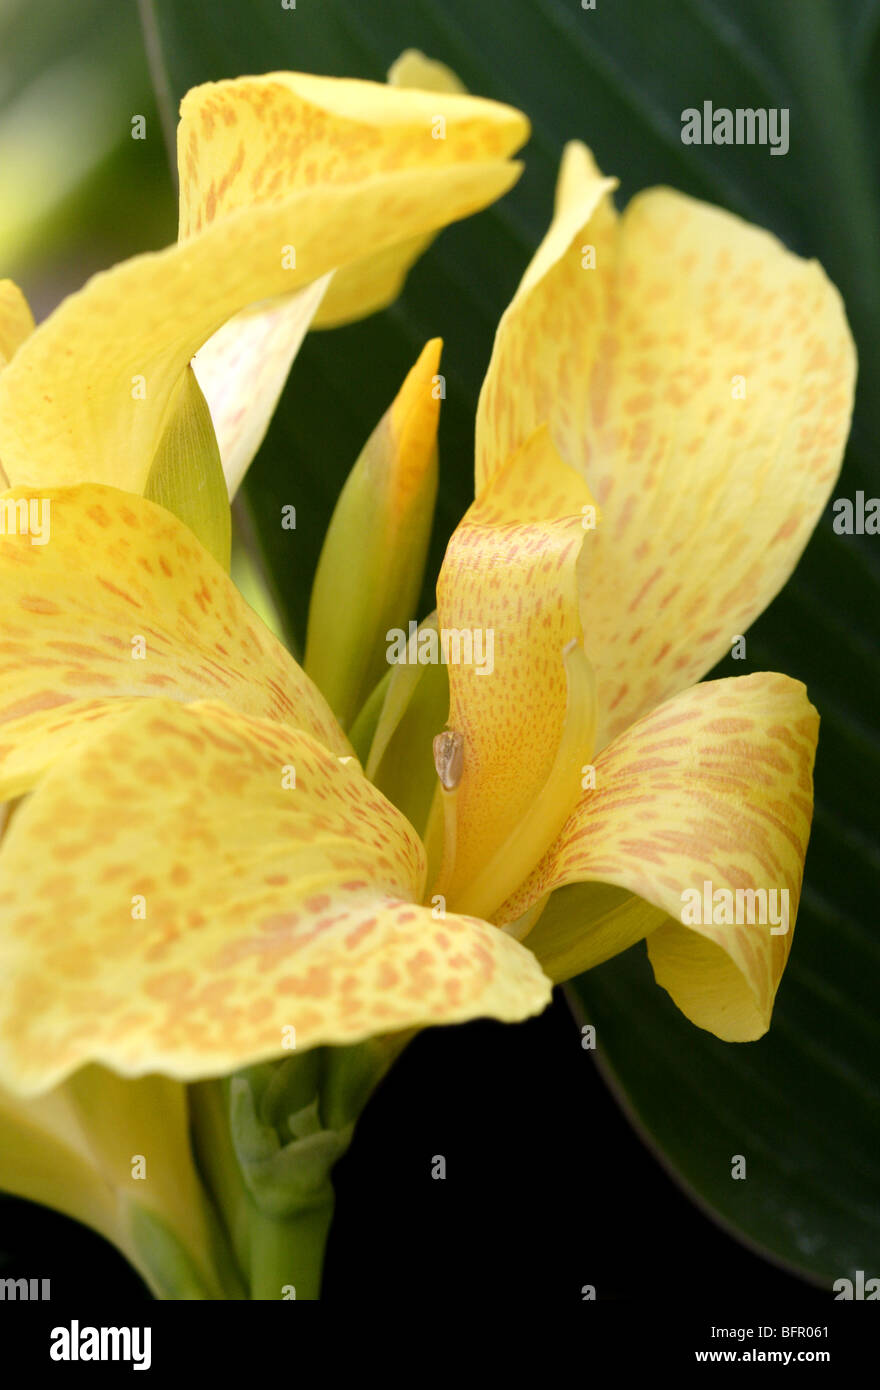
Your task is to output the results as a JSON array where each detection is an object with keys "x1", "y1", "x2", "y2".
[{"x1": 452, "y1": 639, "x2": 597, "y2": 922}]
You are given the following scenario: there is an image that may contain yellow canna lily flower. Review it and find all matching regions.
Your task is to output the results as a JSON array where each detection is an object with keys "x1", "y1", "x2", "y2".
[
  {"x1": 0, "y1": 64, "x2": 528, "y2": 502},
  {"x1": 0, "y1": 133, "x2": 855, "y2": 1298}
]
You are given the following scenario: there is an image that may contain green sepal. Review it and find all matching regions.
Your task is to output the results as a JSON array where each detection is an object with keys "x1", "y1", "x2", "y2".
[
  {"x1": 229, "y1": 1064, "x2": 348, "y2": 1221},
  {"x1": 200, "y1": 1039, "x2": 409, "y2": 1299},
  {"x1": 521, "y1": 881, "x2": 665, "y2": 982},
  {"x1": 144, "y1": 365, "x2": 231, "y2": 569},
  {"x1": 129, "y1": 1203, "x2": 245, "y2": 1300}
]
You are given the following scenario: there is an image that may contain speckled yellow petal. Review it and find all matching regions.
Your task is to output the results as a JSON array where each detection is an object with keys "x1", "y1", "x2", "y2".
[
  {"x1": 0, "y1": 698, "x2": 550, "y2": 1094},
  {"x1": 0, "y1": 484, "x2": 346, "y2": 798},
  {"x1": 499, "y1": 673, "x2": 818, "y2": 1041},
  {"x1": 174, "y1": 69, "x2": 529, "y2": 329},
  {"x1": 475, "y1": 142, "x2": 618, "y2": 491},
  {"x1": 434, "y1": 424, "x2": 596, "y2": 915},
  {"x1": 478, "y1": 143, "x2": 856, "y2": 749},
  {"x1": 0, "y1": 69, "x2": 525, "y2": 495},
  {"x1": 349, "y1": 50, "x2": 472, "y2": 333},
  {"x1": 0, "y1": 280, "x2": 33, "y2": 369},
  {"x1": 177, "y1": 70, "x2": 527, "y2": 240},
  {"x1": 178, "y1": 68, "x2": 526, "y2": 330}
]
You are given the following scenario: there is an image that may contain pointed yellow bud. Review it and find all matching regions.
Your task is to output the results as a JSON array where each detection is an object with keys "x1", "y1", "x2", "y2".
[
  {"x1": 144, "y1": 365, "x2": 231, "y2": 569},
  {"x1": 304, "y1": 340, "x2": 442, "y2": 728}
]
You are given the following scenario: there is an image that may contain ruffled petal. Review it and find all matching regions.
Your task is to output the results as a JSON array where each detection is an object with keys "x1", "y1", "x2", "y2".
[
  {"x1": 0, "y1": 698, "x2": 550, "y2": 1094},
  {"x1": 477, "y1": 143, "x2": 855, "y2": 748},
  {"x1": 0, "y1": 484, "x2": 346, "y2": 799},
  {"x1": 499, "y1": 673, "x2": 817, "y2": 1040}
]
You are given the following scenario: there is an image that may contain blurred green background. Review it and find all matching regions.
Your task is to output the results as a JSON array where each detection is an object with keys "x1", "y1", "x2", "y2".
[
  {"x1": 1, "y1": 0, "x2": 878, "y2": 1294},
  {"x1": 0, "y1": 0, "x2": 174, "y2": 313}
]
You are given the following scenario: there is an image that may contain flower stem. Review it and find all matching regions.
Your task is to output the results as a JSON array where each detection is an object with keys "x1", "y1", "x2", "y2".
[
  {"x1": 247, "y1": 1197, "x2": 334, "y2": 1301},
  {"x1": 190, "y1": 1036, "x2": 418, "y2": 1300}
]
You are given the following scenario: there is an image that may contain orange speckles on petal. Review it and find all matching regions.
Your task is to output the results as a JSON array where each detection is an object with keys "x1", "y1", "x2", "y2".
[
  {"x1": 18, "y1": 595, "x2": 61, "y2": 615},
  {"x1": 0, "y1": 486, "x2": 350, "y2": 801},
  {"x1": 498, "y1": 673, "x2": 817, "y2": 1039},
  {"x1": 1, "y1": 690, "x2": 74, "y2": 721},
  {"x1": 0, "y1": 698, "x2": 550, "y2": 1092},
  {"x1": 97, "y1": 578, "x2": 141, "y2": 608},
  {"x1": 477, "y1": 147, "x2": 854, "y2": 750},
  {"x1": 437, "y1": 425, "x2": 593, "y2": 897},
  {"x1": 304, "y1": 894, "x2": 331, "y2": 915}
]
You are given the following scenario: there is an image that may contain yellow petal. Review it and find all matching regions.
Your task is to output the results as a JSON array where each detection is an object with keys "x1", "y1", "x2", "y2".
[
  {"x1": 0, "y1": 484, "x2": 346, "y2": 799},
  {"x1": 368, "y1": 52, "x2": 471, "y2": 328},
  {"x1": 0, "y1": 698, "x2": 550, "y2": 1094},
  {"x1": 192, "y1": 278, "x2": 331, "y2": 499},
  {"x1": 0, "y1": 279, "x2": 34, "y2": 369},
  {"x1": 476, "y1": 141, "x2": 618, "y2": 489},
  {"x1": 478, "y1": 143, "x2": 856, "y2": 748},
  {"x1": 182, "y1": 64, "x2": 525, "y2": 450},
  {"x1": 176, "y1": 70, "x2": 526, "y2": 237},
  {"x1": 499, "y1": 673, "x2": 818, "y2": 1041},
  {"x1": 0, "y1": 73, "x2": 526, "y2": 496},
  {"x1": 230, "y1": 71, "x2": 529, "y2": 328},
  {"x1": 178, "y1": 69, "x2": 526, "y2": 331},
  {"x1": 435, "y1": 424, "x2": 597, "y2": 913},
  {"x1": 305, "y1": 339, "x2": 441, "y2": 728}
]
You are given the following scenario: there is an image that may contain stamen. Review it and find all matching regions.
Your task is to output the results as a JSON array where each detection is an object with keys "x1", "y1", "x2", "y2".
[{"x1": 452, "y1": 639, "x2": 597, "y2": 922}]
